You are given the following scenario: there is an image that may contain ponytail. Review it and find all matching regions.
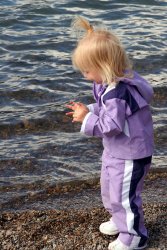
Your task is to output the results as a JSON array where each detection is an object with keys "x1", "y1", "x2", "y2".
[{"x1": 71, "y1": 16, "x2": 94, "y2": 36}]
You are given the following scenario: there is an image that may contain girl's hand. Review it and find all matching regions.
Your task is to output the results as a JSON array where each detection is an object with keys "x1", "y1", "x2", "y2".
[{"x1": 65, "y1": 101, "x2": 89, "y2": 123}]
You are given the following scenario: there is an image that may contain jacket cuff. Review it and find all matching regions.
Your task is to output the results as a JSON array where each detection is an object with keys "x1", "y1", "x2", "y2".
[
  {"x1": 80, "y1": 112, "x2": 99, "y2": 136},
  {"x1": 80, "y1": 112, "x2": 92, "y2": 133},
  {"x1": 87, "y1": 104, "x2": 94, "y2": 113}
]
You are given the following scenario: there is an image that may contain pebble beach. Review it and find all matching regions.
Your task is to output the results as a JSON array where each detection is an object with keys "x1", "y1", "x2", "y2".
[{"x1": 1, "y1": 172, "x2": 166, "y2": 250}]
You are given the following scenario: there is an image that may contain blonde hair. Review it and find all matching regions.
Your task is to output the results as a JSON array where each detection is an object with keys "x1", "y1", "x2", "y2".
[{"x1": 71, "y1": 16, "x2": 132, "y2": 84}]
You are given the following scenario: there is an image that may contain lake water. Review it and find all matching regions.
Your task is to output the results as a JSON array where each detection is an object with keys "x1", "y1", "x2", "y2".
[{"x1": 0, "y1": 0, "x2": 167, "y2": 211}]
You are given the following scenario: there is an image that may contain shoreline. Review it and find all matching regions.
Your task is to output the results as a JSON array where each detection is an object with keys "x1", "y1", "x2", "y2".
[{"x1": 1, "y1": 171, "x2": 167, "y2": 212}]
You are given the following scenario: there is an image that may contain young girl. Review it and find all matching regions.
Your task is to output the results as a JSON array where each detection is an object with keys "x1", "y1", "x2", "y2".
[{"x1": 66, "y1": 17, "x2": 154, "y2": 250}]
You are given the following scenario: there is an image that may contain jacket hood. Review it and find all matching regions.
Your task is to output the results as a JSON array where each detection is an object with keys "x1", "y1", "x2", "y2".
[{"x1": 122, "y1": 71, "x2": 154, "y2": 104}]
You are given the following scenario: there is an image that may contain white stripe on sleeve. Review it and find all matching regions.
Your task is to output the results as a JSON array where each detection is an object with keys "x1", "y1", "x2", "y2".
[
  {"x1": 80, "y1": 112, "x2": 92, "y2": 133},
  {"x1": 87, "y1": 104, "x2": 94, "y2": 113}
]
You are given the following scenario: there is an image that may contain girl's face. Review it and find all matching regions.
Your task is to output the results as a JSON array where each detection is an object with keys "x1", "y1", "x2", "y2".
[{"x1": 82, "y1": 70, "x2": 102, "y2": 84}]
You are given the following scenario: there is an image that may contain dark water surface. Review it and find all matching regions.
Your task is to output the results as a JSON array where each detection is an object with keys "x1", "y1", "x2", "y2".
[{"x1": 0, "y1": 0, "x2": 167, "y2": 211}]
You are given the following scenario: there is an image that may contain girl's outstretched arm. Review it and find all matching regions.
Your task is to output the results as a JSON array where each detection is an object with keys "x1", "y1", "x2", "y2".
[{"x1": 81, "y1": 98, "x2": 126, "y2": 137}]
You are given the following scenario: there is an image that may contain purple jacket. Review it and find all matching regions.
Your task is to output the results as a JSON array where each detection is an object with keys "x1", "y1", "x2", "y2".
[{"x1": 81, "y1": 71, "x2": 154, "y2": 159}]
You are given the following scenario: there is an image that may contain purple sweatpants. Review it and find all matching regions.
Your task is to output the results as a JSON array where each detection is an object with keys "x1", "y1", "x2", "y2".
[{"x1": 101, "y1": 150, "x2": 152, "y2": 248}]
